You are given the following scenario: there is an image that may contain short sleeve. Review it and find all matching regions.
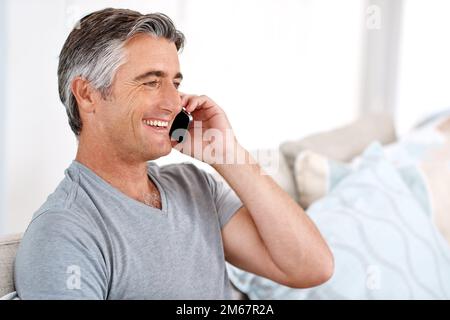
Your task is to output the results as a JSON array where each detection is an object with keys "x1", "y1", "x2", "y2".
[
  {"x1": 14, "y1": 210, "x2": 109, "y2": 300},
  {"x1": 202, "y1": 170, "x2": 244, "y2": 229}
]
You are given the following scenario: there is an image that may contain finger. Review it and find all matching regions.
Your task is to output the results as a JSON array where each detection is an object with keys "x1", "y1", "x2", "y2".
[
  {"x1": 179, "y1": 92, "x2": 189, "y2": 105},
  {"x1": 185, "y1": 97, "x2": 199, "y2": 113},
  {"x1": 181, "y1": 94, "x2": 198, "y2": 111},
  {"x1": 186, "y1": 95, "x2": 215, "y2": 113}
]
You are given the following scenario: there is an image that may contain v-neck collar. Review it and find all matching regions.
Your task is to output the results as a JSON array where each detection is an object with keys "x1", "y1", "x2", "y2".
[{"x1": 71, "y1": 160, "x2": 169, "y2": 215}]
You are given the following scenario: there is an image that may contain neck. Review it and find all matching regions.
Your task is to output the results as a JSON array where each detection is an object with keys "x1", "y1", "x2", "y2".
[{"x1": 75, "y1": 134, "x2": 156, "y2": 204}]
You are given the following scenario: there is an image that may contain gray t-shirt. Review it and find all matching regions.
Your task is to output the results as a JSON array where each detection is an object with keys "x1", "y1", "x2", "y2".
[{"x1": 14, "y1": 160, "x2": 243, "y2": 299}]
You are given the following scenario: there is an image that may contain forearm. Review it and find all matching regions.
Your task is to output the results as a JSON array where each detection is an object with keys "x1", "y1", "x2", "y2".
[{"x1": 212, "y1": 146, "x2": 334, "y2": 281}]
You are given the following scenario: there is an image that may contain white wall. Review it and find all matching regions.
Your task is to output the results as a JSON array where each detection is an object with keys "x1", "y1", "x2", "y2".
[
  {"x1": 0, "y1": 0, "x2": 7, "y2": 235},
  {"x1": 4, "y1": 0, "x2": 75, "y2": 234},
  {"x1": 358, "y1": 0, "x2": 403, "y2": 115},
  {"x1": 396, "y1": 0, "x2": 450, "y2": 134},
  {"x1": 1, "y1": 0, "x2": 364, "y2": 235},
  {"x1": 177, "y1": 0, "x2": 364, "y2": 149}
]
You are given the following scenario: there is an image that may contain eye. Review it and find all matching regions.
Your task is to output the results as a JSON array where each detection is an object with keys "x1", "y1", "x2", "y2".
[
  {"x1": 174, "y1": 82, "x2": 181, "y2": 89},
  {"x1": 144, "y1": 81, "x2": 159, "y2": 87}
]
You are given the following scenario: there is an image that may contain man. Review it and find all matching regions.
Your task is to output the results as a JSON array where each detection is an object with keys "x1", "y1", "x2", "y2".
[{"x1": 14, "y1": 8, "x2": 333, "y2": 299}]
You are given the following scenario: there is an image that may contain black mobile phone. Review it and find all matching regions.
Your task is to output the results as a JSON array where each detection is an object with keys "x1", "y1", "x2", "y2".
[{"x1": 169, "y1": 107, "x2": 193, "y2": 143}]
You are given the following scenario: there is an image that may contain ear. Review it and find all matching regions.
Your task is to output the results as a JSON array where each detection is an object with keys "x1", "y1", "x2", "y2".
[{"x1": 71, "y1": 76, "x2": 98, "y2": 114}]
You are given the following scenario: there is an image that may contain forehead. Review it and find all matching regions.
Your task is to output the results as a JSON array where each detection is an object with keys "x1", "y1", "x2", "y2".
[{"x1": 119, "y1": 34, "x2": 180, "y2": 79}]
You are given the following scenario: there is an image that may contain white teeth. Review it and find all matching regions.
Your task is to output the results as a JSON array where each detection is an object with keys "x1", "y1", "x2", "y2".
[{"x1": 143, "y1": 120, "x2": 168, "y2": 127}]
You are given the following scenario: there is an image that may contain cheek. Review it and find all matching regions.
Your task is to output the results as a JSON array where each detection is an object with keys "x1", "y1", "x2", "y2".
[
  {"x1": 103, "y1": 86, "x2": 149, "y2": 133},
  {"x1": 93, "y1": 102, "x2": 130, "y2": 138},
  {"x1": 122, "y1": 87, "x2": 148, "y2": 118}
]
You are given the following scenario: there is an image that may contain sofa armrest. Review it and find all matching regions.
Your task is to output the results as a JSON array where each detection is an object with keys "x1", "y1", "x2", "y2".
[
  {"x1": 280, "y1": 112, "x2": 397, "y2": 170},
  {"x1": 0, "y1": 233, "x2": 23, "y2": 297}
]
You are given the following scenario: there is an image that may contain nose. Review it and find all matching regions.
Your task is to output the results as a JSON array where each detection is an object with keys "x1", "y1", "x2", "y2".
[{"x1": 160, "y1": 81, "x2": 182, "y2": 115}]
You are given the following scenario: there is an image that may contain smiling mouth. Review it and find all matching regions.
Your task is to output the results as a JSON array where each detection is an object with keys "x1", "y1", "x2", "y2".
[
  {"x1": 142, "y1": 119, "x2": 169, "y2": 128},
  {"x1": 142, "y1": 119, "x2": 171, "y2": 136}
]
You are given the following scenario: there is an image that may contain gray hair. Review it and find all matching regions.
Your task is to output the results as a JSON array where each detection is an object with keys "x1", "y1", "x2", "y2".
[{"x1": 57, "y1": 8, "x2": 185, "y2": 136}]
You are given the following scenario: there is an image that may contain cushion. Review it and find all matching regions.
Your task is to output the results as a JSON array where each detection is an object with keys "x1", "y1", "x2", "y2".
[
  {"x1": 280, "y1": 112, "x2": 396, "y2": 171},
  {"x1": 416, "y1": 132, "x2": 450, "y2": 248},
  {"x1": 294, "y1": 150, "x2": 351, "y2": 209},
  {"x1": 293, "y1": 118, "x2": 450, "y2": 245},
  {"x1": 293, "y1": 149, "x2": 432, "y2": 214},
  {"x1": 227, "y1": 142, "x2": 450, "y2": 299},
  {"x1": 0, "y1": 233, "x2": 22, "y2": 297}
]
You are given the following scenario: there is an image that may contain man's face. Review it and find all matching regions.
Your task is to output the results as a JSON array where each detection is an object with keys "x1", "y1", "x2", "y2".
[{"x1": 91, "y1": 34, "x2": 183, "y2": 162}]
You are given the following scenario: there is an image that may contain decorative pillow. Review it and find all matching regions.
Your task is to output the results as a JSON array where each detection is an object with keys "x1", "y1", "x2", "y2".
[
  {"x1": 227, "y1": 142, "x2": 450, "y2": 299},
  {"x1": 293, "y1": 148, "x2": 432, "y2": 215},
  {"x1": 294, "y1": 150, "x2": 350, "y2": 208},
  {"x1": 415, "y1": 125, "x2": 450, "y2": 247},
  {"x1": 293, "y1": 119, "x2": 450, "y2": 246}
]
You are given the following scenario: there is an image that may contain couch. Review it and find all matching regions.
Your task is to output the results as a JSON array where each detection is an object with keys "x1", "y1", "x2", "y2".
[{"x1": 0, "y1": 233, "x2": 22, "y2": 297}]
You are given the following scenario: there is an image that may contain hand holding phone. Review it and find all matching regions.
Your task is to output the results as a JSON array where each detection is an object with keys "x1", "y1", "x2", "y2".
[{"x1": 169, "y1": 107, "x2": 193, "y2": 143}]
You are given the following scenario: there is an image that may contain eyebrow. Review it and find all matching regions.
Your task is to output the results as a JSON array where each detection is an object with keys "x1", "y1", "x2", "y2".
[{"x1": 133, "y1": 70, "x2": 183, "y2": 82}]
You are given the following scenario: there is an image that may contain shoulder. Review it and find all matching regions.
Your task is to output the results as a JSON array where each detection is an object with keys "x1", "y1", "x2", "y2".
[
  {"x1": 15, "y1": 208, "x2": 109, "y2": 299},
  {"x1": 16, "y1": 207, "x2": 108, "y2": 283},
  {"x1": 23, "y1": 208, "x2": 100, "y2": 250},
  {"x1": 30, "y1": 176, "x2": 94, "y2": 235},
  {"x1": 33, "y1": 161, "x2": 88, "y2": 219}
]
